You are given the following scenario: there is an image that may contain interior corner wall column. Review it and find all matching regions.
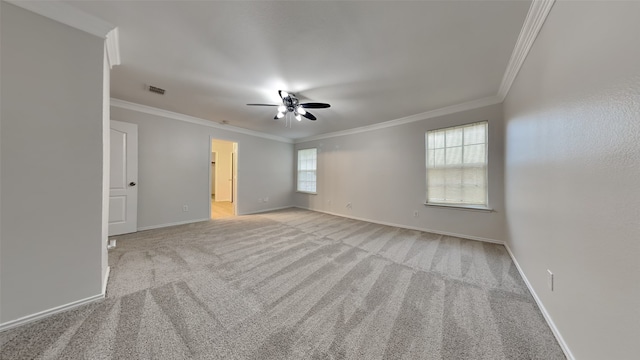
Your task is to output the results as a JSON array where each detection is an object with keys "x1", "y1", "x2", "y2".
[
  {"x1": 503, "y1": 1, "x2": 640, "y2": 359},
  {"x1": 0, "y1": 1, "x2": 107, "y2": 327}
]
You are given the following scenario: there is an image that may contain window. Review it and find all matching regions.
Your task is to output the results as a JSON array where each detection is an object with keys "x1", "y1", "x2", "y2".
[
  {"x1": 297, "y1": 148, "x2": 317, "y2": 193},
  {"x1": 426, "y1": 121, "x2": 488, "y2": 207}
]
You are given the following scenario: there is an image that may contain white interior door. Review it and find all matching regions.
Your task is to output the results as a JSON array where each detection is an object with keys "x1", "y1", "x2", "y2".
[{"x1": 109, "y1": 120, "x2": 138, "y2": 235}]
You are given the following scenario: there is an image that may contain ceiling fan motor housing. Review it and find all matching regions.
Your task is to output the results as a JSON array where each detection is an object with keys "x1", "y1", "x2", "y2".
[{"x1": 283, "y1": 93, "x2": 299, "y2": 113}]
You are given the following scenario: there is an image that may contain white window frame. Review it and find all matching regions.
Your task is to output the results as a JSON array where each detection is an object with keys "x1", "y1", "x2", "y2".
[
  {"x1": 297, "y1": 148, "x2": 317, "y2": 194},
  {"x1": 425, "y1": 121, "x2": 491, "y2": 211}
]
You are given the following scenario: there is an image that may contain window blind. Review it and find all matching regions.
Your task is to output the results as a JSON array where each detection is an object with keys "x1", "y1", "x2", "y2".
[
  {"x1": 426, "y1": 121, "x2": 488, "y2": 206},
  {"x1": 297, "y1": 148, "x2": 317, "y2": 193}
]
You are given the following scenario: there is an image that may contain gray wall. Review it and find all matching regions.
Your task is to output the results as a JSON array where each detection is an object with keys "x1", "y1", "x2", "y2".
[
  {"x1": 102, "y1": 46, "x2": 111, "y2": 291},
  {"x1": 1, "y1": 2, "x2": 105, "y2": 323},
  {"x1": 295, "y1": 104, "x2": 506, "y2": 242},
  {"x1": 503, "y1": 2, "x2": 640, "y2": 359},
  {"x1": 110, "y1": 106, "x2": 293, "y2": 229}
]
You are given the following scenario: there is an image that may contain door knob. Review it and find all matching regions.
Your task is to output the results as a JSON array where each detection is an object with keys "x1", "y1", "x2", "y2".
[{"x1": 129, "y1": 182, "x2": 137, "y2": 186}]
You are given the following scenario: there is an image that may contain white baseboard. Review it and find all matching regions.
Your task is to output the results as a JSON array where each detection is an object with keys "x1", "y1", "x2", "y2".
[
  {"x1": 0, "y1": 293, "x2": 104, "y2": 333},
  {"x1": 137, "y1": 218, "x2": 210, "y2": 231},
  {"x1": 294, "y1": 206, "x2": 572, "y2": 358},
  {"x1": 503, "y1": 244, "x2": 575, "y2": 360},
  {"x1": 295, "y1": 206, "x2": 505, "y2": 245},
  {"x1": 136, "y1": 209, "x2": 295, "y2": 230},
  {"x1": 102, "y1": 266, "x2": 111, "y2": 296},
  {"x1": 243, "y1": 206, "x2": 294, "y2": 215}
]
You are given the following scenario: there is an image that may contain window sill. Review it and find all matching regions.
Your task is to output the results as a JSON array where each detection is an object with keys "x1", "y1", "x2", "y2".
[
  {"x1": 424, "y1": 203, "x2": 494, "y2": 212},
  {"x1": 297, "y1": 191, "x2": 317, "y2": 195}
]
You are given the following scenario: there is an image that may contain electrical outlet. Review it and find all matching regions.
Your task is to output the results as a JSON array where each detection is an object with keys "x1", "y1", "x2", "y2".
[
  {"x1": 264, "y1": 197, "x2": 269, "y2": 202},
  {"x1": 183, "y1": 205, "x2": 189, "y2": 212},
  {"x1": 413, "y1": 211, "x2": 419, "y2": 218},
  {"x1": 547, "y1": 269, "x2": 554, "y2": 291}
]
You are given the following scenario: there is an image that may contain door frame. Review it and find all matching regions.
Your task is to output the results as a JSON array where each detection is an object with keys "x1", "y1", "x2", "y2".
[{"x1": 209, "y1": 136, "x2": 238, "y2": 217}]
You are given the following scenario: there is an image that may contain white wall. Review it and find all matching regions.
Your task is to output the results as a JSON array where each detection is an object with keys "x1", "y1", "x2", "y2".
[
  {"x1": 110, "y1": 105, "x2": 293, "y2": 229},
  {"x1": 212, "y1": 140, "x2": 234, "y2": 202},
  {"x1": 1, "y1": 2, "x2": 105, "y2": 324},
  {"x1": 503, "y1": 2, "x2": 640, "y2": 359},
  {"x1": 295, "y1": 104, "x2": 506, "y2": 242},
  {"x1": 101, "y1": 43, "x2": 111, "y2": 292}
]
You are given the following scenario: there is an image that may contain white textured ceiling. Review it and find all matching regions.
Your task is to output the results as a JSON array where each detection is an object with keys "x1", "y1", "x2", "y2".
[{"x1": 66, "y1": 1, "x2": 531, "y2": 140}]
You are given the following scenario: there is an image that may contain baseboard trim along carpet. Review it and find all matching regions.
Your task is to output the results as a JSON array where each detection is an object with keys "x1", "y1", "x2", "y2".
[
  {"x1": 0, "y1": 293, "x2": 104, "y2": 333},
  {"x1": 102, "y1": 266, "x2": 111, "y2": 296},
  {"x1": 137, "y1": 218, "x2": 210, "y2": 231},
  {"x1": 298, "y1": 206, "x2": 574, "y2": 359},
  {"x1": 503, "y1": 244, "x2": 575, "y2": 360},
  {"x1": 0, "y1": 208, "x2": 566, "y2": 358},
  {"x1": 242, "y1": 206, "x2": 293, "y2": 215},
  {"x1": 295, "y1": 206, "x2": 505, "y2": 245}
]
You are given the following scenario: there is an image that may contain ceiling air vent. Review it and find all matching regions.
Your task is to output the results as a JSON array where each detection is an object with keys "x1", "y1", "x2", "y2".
[{"x1": 147, "y1": 85, "x2": 165, "y2": 95}]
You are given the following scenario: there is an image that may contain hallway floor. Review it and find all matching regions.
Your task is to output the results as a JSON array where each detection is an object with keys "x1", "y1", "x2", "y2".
[{"x1": 211, "y1": 196, "x2": 233, "y2": 219}]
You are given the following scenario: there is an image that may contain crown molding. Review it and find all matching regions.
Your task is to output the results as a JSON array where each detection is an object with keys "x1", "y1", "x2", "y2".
[
  {"x1": 105, "y1": 28, "x2": 121, "y2": 68},
  {"x1": 12, "y1": 0, "x2": 552, "y2": 144},
  {"x1": 497, "y1": 0, "x2": 556, "y2": 101},
  {"x1": 6, "y1": 0, "x2": 115, "y2": 38},
  {"x1": 296, "y1": 0, "x2": 553, "y2": 143},
  {"x1": 295, "y1": 95, "x2": 501, "y2": 143},
  {"x1": 111, "y1": 99, "x2": 294, "y2": 144}
]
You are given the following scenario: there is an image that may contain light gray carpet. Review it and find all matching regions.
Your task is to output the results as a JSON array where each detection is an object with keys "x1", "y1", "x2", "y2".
[{"x1": 0, "y1": 208, "x2": 565, "y2": 359}]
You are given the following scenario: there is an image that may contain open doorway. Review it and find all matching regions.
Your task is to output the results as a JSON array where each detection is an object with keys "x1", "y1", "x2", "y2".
[{"x1": 210, "y1": 138, "x2": 238, "y2": 219}]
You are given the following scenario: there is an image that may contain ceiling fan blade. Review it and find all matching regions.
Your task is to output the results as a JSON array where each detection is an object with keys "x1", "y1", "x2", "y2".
[
  {"x1": 278, "y1": 90, "x2": 290, "y2": 100},
  {"x1": 302, "y1": 111, "x2": 317, "y2": 121},
  {"x1": 247, "y1": 103, "x2": 278, "y2": 106},
  {"x1": 301, "y1": 102, "x2": 330, "y2": 109}
]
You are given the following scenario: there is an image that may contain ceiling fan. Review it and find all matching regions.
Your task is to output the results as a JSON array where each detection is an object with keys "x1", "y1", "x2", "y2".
[{"x1": 247, "y1": 90, "x2": 330, "y2": 122}]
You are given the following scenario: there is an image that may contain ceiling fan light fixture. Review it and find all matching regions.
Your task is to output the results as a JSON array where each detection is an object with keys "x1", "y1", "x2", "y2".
[{"x1": 248, "y1": 90, "x2": 329, "y2": 125}]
